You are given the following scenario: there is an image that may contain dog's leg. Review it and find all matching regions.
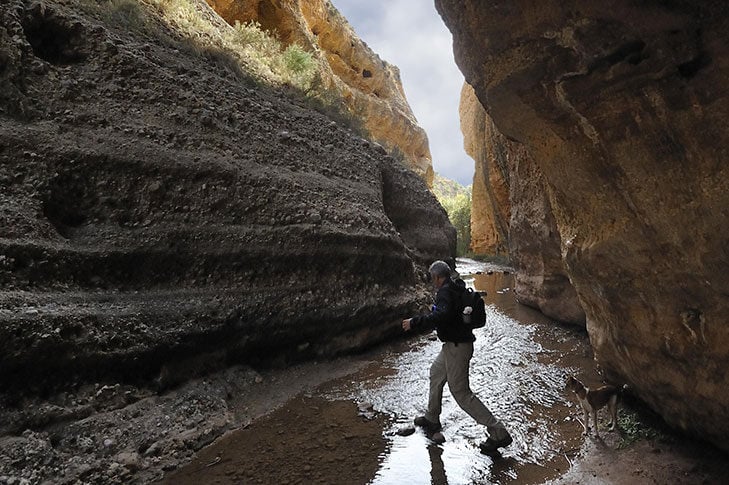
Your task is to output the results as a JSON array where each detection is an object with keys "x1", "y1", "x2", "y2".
[
  {"x1": 582, "y1": 405, "x2": 590, "y2": 435},
  {"x1": 608, "y1": 395, "x2": 618, "y2": 431},
  {"x1": 592, "y1": 406, "x2": 600, "y2": 438}
]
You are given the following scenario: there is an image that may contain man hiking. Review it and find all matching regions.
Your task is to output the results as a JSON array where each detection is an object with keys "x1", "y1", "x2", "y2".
[{"x1": 402, "y1": 260, "x2": 513, "y2": 454}]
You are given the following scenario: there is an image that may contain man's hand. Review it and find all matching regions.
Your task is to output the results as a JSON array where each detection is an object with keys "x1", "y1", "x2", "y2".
[{"x1": 402, "y1": 318, "x2": 412, "y2": 331}]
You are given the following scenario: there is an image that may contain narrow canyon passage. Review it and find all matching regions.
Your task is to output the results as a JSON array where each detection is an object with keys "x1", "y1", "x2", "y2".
[
  {"x1": 162, "y1": 260, "x2": 727, "y2": 485},
  {"x1": 4, "y1": 1, "x2": 729, "y2": 483}
]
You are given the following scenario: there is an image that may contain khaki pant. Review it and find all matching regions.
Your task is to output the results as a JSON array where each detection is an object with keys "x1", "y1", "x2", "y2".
[{"x1": 425, "y1": 341, "x2": 510, "y2": 441}]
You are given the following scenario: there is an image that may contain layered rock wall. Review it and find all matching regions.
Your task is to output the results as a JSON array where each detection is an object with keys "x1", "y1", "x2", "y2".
[
  {"x1": 436, "y1": 0, "x2": 729, "y2": 450},
  {"x1": 206, "y1": 0, "x2": 434, "y2": 183},
  {"x1": 0, "y1": 0, "x2": 454, "y2": 391}
]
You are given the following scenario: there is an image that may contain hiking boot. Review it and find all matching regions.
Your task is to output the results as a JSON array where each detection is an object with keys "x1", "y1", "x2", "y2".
[
  {"x1": 413, "y1": 416, "x2": 442, "y2": 434},
  {"x1": 479, "y1": 434, "x2": 513, "y2": 454}
]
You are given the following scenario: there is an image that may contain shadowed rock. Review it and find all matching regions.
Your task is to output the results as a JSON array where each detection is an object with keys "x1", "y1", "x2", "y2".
[
  {"x1": 0, "y1": 0, "x2": 454, "y2": 393},
  {"x1": 460, "y1": 83, "x2": 584, "y2": 325},
  {"x1": 436, "y1": 0, "x2": 729, "y2": 451}
]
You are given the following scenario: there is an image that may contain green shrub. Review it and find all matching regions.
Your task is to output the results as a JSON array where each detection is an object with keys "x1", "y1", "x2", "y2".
[
  {"x1": 281, "y1": 44, "x2": 317, "y2": 89},
  {"x1": 432, "y1": 176, "x2": 472, "y2": 256},
  {"x1": 230, "y1": 20, "x2": 318, "y2": 91},
  {"x1": 442, "y1": 192, "x2": 472, "y2": 256},
  {"x1": 617, "y1": 408, "x2": 666, "y2": 449}
]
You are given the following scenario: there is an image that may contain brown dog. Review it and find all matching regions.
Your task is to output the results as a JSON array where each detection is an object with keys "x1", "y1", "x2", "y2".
[{"x1": 566, "y1": 375, "x2": 621, "y2": 437}]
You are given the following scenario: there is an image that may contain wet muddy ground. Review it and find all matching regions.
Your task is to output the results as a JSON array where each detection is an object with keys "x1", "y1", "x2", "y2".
[{"x1": 163, "y1": 259, "x2": 729, "y2": 484}]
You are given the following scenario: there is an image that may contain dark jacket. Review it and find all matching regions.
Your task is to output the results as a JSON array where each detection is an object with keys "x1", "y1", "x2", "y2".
[{"x1": 411, "y1": 279, "x2": 475, "y2": 343}]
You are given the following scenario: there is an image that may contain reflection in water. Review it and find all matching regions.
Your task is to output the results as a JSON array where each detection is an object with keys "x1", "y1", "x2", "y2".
[
  {"x1": 326, "y1": 258, "x2": 590, "y2": 484},
  {"x1": 428, "y1": 444, "x2": 447, "y2": 485}
]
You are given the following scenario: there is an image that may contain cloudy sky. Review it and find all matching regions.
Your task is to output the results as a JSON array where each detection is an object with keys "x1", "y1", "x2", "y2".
[{"x1": 331, "y1": 1, "x2": 474, "y2": 186}]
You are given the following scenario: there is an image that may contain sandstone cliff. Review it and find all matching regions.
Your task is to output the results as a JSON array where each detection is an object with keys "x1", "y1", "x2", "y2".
[
  {"x1": 437, "y1": 0, "x2": 729, "y2": 451},
  {"x1": 206, "y1": 0, "x2": 434, "y2": 184},
  {"x1": 460, "y1": 83, "x2": 585, "y2": 325},
  {"x1": 459, "y1": 82, "x2": 509, "y2": 255},
  {"x1": 0, "y1": 0, "x2": 454, "y2": 396}
]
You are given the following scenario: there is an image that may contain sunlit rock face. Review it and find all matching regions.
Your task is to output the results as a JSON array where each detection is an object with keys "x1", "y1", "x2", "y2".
[
  {"x1": 460, "y1": 83, "x2": 584, "y2": 325},
  {"x1": 206, "y1": 0, "x2": 434, "y2": 184},
  {"x1": 0, "y1": 0, "x2": 454, "y2": 391},
  {"x1": 459, "y1": 83, "x2": 509, "y2": 255},
  {"x1": 436, "y1": 0, "x2": 729, "y2": 449}
]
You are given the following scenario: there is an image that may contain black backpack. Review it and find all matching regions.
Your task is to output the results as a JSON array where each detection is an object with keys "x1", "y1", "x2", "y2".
[{"x1": 454, "y1": 279, "x2": 487, "y2": 329}]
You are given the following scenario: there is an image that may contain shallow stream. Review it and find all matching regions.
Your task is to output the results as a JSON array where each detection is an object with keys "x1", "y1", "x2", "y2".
[
  {"x1": 324, "y1": 258, "x2": 593, "y2": 484},
  {"x1": 166, "y1": 258, "x2": 599, "y2": 484}
]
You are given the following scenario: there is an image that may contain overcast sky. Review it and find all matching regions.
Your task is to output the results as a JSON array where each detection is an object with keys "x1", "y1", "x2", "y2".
[{"x1": 331, "y1": 1, "x2": 474, "y2": 186}]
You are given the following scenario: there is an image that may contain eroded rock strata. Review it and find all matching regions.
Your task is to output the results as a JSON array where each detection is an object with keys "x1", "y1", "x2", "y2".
[
  {"x1": 437, "y1": 0, "x2": 729, "y2": 450},
  {"x1": 0, "y1": 1, "x2": 454, "y2": 480},
  {"x1": 206, "y1": 0, "x2": 434, "y2": 183},
  {"x1": 0, "y1": 0, "x2": 453, "y2": 407}
]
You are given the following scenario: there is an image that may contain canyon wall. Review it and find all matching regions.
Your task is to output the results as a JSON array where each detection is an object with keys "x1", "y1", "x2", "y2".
[
  {"x1": 459, "y1": 82, "x2": 509, "y2": 255},
  {"x1": 206, "y1": 0, "x2": 434, "y2": 184},
  {"x1": 436, "y1": 0, "x2": 729, "y2": 450},
  {"x1": 0, "y1": 0, "x2": 454, "y2": 393},
  {"x1": 460, "y1": 83, "x2": 584, "y2": 325}
]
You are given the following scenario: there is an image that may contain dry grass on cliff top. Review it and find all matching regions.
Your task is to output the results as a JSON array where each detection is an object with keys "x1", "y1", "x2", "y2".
[
  {"x1": 81, "y1": 0, "x2": 366, "y2": 133},
  {"x1": 82, "y1": 0, "x2": 320, "y2": 92}
]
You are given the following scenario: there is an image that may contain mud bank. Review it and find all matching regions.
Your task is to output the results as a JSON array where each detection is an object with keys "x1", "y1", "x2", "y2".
[
  {"x1": 0, "y1": 355, "x2": 379, "y2": 484},
  {"x1": 161, "y1": 395, "x2": 387, "y2": 485}
]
